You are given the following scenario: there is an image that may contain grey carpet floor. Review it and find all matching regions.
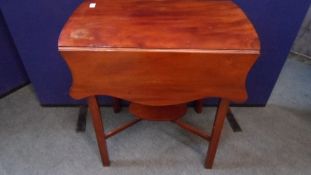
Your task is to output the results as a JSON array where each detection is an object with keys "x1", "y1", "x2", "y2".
[{"x1": 0, "y1": 57, "x2": 311, "y2": 175}]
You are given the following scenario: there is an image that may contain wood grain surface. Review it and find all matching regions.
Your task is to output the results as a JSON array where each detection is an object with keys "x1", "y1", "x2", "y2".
[
  {"x1": 59, "y1": 0, "x2": 260, "y2": 51},
  {"x1": 61, "y1": 51, "x2": 258, "y2": 105}
]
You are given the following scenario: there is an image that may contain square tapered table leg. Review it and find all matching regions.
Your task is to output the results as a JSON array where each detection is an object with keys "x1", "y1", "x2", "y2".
[{"x1": 194, "y1": 100, "x2": 242, "y2": 132}]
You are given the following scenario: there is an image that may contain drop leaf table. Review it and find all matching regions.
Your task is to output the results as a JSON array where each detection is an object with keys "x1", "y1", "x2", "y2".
[{"x1": 58, "y1": 0, "x2": 260, "y2": 169}]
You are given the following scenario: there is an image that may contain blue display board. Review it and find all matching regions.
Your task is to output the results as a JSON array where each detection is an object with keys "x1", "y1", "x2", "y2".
[
  {"x1": 0, "y1": 8, "x2": 28, "y2": 96},
  {"x1": 1, "y1": 0, "x2": 310, "y2": 105}
]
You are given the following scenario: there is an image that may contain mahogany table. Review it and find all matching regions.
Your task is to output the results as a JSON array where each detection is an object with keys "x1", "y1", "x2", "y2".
[{"x1": 58, "y1": 0, "x2": 260, "y2": 169}]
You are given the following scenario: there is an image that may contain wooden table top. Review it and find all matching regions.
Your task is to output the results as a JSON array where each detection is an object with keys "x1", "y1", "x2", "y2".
[
  {"x1": 59, "y1": 0, "x2": 260, "y2": 53},
  {"x1": 58, "y1": 0, "x2": 261, "y2": 105}
]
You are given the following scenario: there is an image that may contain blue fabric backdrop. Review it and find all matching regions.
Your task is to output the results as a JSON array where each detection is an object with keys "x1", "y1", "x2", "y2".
[
  {"x1": 0, "y1": 2, "x2": 28, "y2": 96},
  {"x1": 1, "y1": 0, "x2": 310, "y2": 105}
]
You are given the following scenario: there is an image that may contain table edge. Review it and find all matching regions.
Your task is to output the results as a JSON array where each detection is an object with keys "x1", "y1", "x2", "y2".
[{"x1": 58, "y1": 47, "x2": 260, "y2": 54}]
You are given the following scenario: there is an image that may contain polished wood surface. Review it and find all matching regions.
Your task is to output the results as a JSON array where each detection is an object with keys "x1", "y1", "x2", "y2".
[
  {"x1": 105, "y1": 118, "x2": 142, "y2": 139},
  {"x1": 87, "y1": 96, "x2": 110, "y2": 166},
  {"x1": 205, "y1": 99, "x2": 230, "y2": 168},
  {"x1": 129, "y1": 103, "x2": 187, "y2": 121},
  {"x1": 194, "y1": 100, "x2": 203, "y2": 113},
  {"x1": 112, "y1": 98, "x2": 121, "y2": 113},
  {"x1": 59, "y1": 0, "x2": 259, "y2": 106},
  {"x1": 173, "y1": 119, "x2": 211, "y2": 141},
  {"x1": 58, "y1": 0, "x2": 260, "y2": 169},
  {"x1": 61, "y1": 51, "x2": 257, "y2": 105},
  {"x1": 59, "y1": 0, "x2": 259, "y2": 51}
]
